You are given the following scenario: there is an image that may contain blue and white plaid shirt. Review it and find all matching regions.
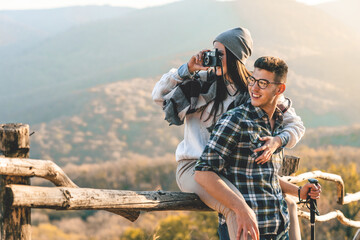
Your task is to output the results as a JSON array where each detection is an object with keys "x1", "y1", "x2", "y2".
[{"x1": 195, "y1": 99, "x2": 289, "y2": 236}]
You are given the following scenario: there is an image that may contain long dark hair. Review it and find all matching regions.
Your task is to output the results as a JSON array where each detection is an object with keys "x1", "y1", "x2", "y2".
[{"x1": 201, "y1": 47, "x2": 251, "y2": 123}]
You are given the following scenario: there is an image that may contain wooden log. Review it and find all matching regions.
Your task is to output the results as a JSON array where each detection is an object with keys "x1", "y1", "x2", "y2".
[
  {"x1": 0, "y1": 124, "x2": 31, "y2": 240},
  {"x1": 0, "y1": 157, "x2": 140, "y2": 222},
  {"x1": 0, "y1": 124, "x2": 29, "y2": 158},
  {"x1": 0, "y1": 157, "x2": 77, "y2": 188},
  {"x1": 298, "y1": 210, "x2": 360, "y2": 228},
  {"x1": 6, "y1": 185, "x2": 211, "y2": 212},
  {"x1": 280, "y1": 155, "x2": 300, "y2": 176},
  {"x1": 343, "y1": 191, "x2": 360, "y2": 205}
]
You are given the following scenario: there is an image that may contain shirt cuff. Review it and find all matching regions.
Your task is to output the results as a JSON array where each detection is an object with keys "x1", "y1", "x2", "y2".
[
  {"x1": 195, "y1": 158, "x2": 222, "y2": 174},
  {"x1": 194, "y1": 164, "x2": 214, "y2": 172},
  {"x1": 178, "y1": 63, "x2": 194, "y2": 79},
  {"x1": 278, "y1": 131, "x2": 290, "y2": 148}
]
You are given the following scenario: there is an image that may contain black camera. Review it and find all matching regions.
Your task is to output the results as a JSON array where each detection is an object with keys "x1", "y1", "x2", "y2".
[{"x1": 202, "y1": 49, "x2": 222, "y2": 67}]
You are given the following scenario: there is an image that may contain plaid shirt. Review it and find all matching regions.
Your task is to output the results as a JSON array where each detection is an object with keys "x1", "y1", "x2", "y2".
[{"x1": 195, "y1": 99, "x2": 289, "y2": 236}]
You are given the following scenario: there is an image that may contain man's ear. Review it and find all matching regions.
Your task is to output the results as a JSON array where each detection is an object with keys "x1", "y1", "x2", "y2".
[{"x1": 276, "y1": 84, "x2": 286, "y2": 95}]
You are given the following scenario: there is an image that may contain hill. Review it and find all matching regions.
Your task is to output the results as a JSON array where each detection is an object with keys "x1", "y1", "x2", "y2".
[
  {"x1": 1, "y1": 0, "x2": 360, "y2": 128},
  {"x1": 299, "y1": 124, "x2": 360, "y2": 148},
  {"x1": 29, "y1": 76, "x2": 360, "y2": 167},
  {"x1": 29, "y1": 77, "x2": 183, "y2": 165}
]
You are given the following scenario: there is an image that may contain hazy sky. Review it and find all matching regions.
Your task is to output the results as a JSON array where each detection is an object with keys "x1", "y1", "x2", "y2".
[{"x1": 0, "y1": 0, "x2": 336, "y2": 10}]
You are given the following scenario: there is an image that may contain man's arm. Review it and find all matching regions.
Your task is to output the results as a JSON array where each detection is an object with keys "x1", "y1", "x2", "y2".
[
  {"x1": 254, "y1": 95, "x2": 305, "y2": 164},
  {"x1": 194, "y1": 112, "x2": 260, "y2": 240},
  {"x1": 194, "y1": 171, "x2": 259, "y2": 240},
  {"x1": 279, "y1": 177, "x2": 321, "y2": 200}
]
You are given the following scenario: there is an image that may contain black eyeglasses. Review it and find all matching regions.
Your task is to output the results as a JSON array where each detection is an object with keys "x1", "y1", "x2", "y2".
[{"x1": 246, "y1": 76, "x2": 282, "y2": 89}]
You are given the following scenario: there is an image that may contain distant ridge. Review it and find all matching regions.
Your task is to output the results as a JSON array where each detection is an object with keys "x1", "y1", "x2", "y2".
[
  {"x1": 1, "y1": 0, "x2": 359, "y2": 128},
  {"x1": 0, "y1": 6, "x2": 135, "y2": 50}
]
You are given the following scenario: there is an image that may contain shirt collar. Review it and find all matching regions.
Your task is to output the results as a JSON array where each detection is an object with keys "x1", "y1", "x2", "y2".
[{"x1": 246, "y1": 98, "x2": 284, "y2": 123}]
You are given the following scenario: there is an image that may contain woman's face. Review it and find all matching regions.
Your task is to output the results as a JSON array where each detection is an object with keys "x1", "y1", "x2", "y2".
[{"x1": 213, "y1": 41, "x2": 227, "y2": 76}]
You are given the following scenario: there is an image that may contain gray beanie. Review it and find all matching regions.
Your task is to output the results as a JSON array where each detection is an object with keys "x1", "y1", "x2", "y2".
[{"x1": 214, "y1": 27, "x2": 253, "y2": 64}]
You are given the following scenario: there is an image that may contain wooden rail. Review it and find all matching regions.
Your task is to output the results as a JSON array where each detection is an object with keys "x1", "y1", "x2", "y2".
[
  {"x1": 5, "y1": 185, "x2": 210, "y2": 212},
  {"x1": 284, "y1": 170, "x2": 346, "y2": 204},
  {"x1": 0, "y1": 157, "x2": 77, "y2": 188},
  {"x1": 298, "y1": 210, "x2": 360, "y2": 228},
  {"x1": 2, "y1": 156, "x2": 360, "y2": 228},
  {"x1": 0, "y1": 157, "x2": 140, "y2": 222}
]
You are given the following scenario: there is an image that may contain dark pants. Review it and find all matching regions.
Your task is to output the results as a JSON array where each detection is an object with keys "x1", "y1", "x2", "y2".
[
  {"x1": 218, "y1": 222, "x2": 289, "y2": 240},
  {"x1": 218, "y1": 222, "x2": 230, "y2": 240}
]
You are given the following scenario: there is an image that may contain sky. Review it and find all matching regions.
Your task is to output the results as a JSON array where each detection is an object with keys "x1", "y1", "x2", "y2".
[{"x1": 0, "y1": 0, "x2": 336, "y2": 10}]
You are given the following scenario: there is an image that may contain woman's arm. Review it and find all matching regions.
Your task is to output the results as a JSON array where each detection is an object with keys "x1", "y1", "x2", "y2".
[
  {"x1": 152, "y1": 67, "x2": 185, "y2": 107},
  {"x1": 278, "y1": 95, "x2": 305, "y2": 149},
  {"x1": 254, "y1": 95, "x2": 305, "y2": 164},
  {"x1": 152, "y1": 50, "x2": 210, "y2": 107}
]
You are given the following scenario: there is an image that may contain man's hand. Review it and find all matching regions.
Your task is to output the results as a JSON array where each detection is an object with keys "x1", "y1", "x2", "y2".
[
  {"x1": 300, "y1": 182, "x2": 322, "y2": 200},
  {"x1": 234, "y1": 207, "x2": 260, "y2": 240},
  {"x1": 254, "y1": 136, "x2": 282, "y2": 164},
  {"x1": 187, "y1": 49, "x2": 210, "y2": 74}
]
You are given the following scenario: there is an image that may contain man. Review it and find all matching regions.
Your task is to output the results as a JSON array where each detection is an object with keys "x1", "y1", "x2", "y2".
[{"x1": 194, "y1": 56, "x2": 321, "y2": 240}]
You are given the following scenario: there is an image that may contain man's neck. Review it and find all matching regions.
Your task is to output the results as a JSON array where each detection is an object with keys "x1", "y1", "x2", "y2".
[
  {"x1": 261, "y1": 102, "x2": 277, "y2": 120},
  {"x1": 260, "y1": 98, "x2": 279, "y2": 130}
]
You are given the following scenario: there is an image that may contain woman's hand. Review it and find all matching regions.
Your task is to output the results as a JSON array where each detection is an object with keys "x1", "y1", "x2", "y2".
[
  {"x1": 300, "y1": 182, "x2": 322, "y2": 200},
  {"x1": 187, "y1": 49, "x2": 210, "y2": 74},
  {"x1": 254, "y1": 136, "x2": 282, "y2": 164},
  {"x1": 234, "y1": 206, "x2": 260, "y2": 240}
]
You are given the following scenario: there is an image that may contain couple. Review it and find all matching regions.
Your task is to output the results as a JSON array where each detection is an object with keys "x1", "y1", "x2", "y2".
[{"x1": 152, "y1": 27, "x2": 321, "y2": 239}]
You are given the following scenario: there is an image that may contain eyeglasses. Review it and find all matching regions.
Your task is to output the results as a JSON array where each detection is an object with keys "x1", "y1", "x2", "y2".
[{"x1": 246, "y1": 76, "x2": 282, "y2": 89}]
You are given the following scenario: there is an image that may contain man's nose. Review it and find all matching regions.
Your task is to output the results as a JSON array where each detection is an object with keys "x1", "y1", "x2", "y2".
[{"x1": 251, "y1": 80, "x2": 261, "y2": 90}]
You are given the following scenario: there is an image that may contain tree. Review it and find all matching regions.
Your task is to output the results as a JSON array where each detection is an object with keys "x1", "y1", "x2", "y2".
[{"x1": 120, "y1": 227, "x2": 148, "y2": 240}]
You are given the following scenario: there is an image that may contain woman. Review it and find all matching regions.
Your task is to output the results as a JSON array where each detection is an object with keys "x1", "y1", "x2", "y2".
[{"x1": 152, "y1": 27, "x2": 304, "y2": 240}]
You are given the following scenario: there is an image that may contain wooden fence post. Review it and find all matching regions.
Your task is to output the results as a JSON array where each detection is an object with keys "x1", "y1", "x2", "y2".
[
  {"x1": 0, "y1": 123, "x2": 31, "y2": 240},
  {"x1": 280, "y1": 155, "x2": 300, "y2": 176}
]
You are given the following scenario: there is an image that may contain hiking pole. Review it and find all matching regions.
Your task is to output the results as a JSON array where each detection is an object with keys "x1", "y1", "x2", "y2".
[{"x1": 308, "y1": 178, "x2": 320, "y2": 240}]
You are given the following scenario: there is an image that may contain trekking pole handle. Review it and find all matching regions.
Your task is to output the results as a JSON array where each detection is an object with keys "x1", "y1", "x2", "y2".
[
  {"x1": 308, "y1": 178, "x2": 319, "y2": 185},
  {"x1": 308, "y1": 178, "x2": 320, "y2": 217}
]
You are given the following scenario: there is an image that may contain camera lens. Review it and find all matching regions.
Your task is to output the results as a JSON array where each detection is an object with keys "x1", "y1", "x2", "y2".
[{"x1": 204, "y1": 55, "x2": 210, "y2": 65}]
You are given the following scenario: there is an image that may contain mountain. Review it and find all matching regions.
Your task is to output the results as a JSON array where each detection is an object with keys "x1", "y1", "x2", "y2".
[
  {"x1": 299, "y1": 124, "x2": 360, "y2": 148},
  {"x1": 1, "y1": 0, "x2": 360, "y2": 128},
  {"x1": 0, "y1": 6, "x2": 135, "y2": 55}
]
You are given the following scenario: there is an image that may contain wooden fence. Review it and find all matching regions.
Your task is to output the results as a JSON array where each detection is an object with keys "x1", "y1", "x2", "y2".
[{"x1": 1, "y1": 123, "x2": 360, "y2": 240}]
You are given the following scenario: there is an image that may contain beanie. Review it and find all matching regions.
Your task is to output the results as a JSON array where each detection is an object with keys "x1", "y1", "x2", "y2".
[{"x1": 214, "y1": 27, "x2": 253, "y2": 64}]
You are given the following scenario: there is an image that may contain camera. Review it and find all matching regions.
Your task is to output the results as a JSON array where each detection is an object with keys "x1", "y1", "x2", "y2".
[{"x1": 202, "y1": 49, "x2": 222, "y2": 67}]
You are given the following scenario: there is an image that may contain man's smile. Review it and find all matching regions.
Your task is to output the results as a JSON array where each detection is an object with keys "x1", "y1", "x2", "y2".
[{"x1": 251, "y1": 92, "x2": 261, "y2": 99}]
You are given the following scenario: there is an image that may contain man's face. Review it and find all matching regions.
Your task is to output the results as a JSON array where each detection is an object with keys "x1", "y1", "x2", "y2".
[{"x1": 248, "y1": 68, "x2": 280, "y2": 112}]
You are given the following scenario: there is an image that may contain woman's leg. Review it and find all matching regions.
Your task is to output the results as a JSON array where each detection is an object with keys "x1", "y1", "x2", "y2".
[
  {"x1": 284, "y1": 194, "x2": 301, "y2": 240},
  {"x1": 176, "y1": 160, "x2": 247, "y2": 240}
]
